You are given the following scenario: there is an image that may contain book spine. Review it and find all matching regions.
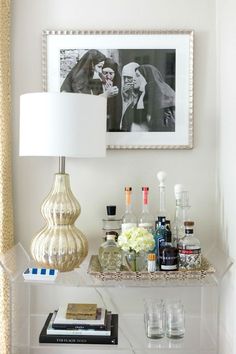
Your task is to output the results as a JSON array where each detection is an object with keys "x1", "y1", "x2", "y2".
[
  {"x1": 47, "y1": 329, "x2": 111, "y2": 336},
  {"x1": 39, "y1": 335, "x2": 118, "y2": 345},
  {"x1": 51, "y1": 323, "x2": 107, "y2": 330}
]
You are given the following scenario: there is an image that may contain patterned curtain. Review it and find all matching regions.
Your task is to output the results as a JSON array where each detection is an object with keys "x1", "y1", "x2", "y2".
[{"x1": 0, "y1": 0, "x2": 14, "y2": 353}]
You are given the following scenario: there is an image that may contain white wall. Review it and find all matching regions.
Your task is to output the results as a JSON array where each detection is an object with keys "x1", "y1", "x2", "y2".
[
  {"x1": 12, "y1": 0, "x2": 217, "y2": 255},
  {"x1": 13, "y1": 0, "x2": 234, "y2": 351},
  {"x1": 217, "y1": 0, "x2": 236, "y2": 353},
  {"x1": 13, "y1": 1, "x2": 236, "y2": 353}
]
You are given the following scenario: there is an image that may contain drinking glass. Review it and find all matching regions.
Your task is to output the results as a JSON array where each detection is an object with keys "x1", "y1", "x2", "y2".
[
  {"x1": 144, "y1": 299, "x2": 165, "y2": 339},
  {"x1": 165, "y1": 300, "x2": 185, "y2": 339}
]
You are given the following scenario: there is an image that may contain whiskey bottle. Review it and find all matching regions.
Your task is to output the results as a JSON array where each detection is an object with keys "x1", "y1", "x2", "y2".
[
  {"x1": 98, "y1": 233, "x2": 122, "y2": 272},
  {"x1": 121, "y1": 187, "x2": 137, "y2": 232},
  {"x1": 159, "y1": 229, "x2": 178, "y2": 271},
  {"x1": 138, "y1": 187, "x2": 155, "y2": 233},
  {"x1": 178, "y1": 221, "x2": 201, "y2": 270}
]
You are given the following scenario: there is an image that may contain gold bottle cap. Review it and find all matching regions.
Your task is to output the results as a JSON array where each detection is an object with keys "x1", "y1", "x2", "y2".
[{"x1": 148, "y1": 253, "x2": 156, "y2": 261}]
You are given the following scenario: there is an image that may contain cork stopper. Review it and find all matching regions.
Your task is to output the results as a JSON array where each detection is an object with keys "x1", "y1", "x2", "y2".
[
  {"x1": 106, "y1": 205, "x2": 116, "y2": 216},
  {"x1": 184, "y1": 221, "x2": 194, "y2": 227}
]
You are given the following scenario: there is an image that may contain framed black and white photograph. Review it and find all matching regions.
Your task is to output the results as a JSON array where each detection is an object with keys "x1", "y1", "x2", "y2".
[{"x1": 42, "y1": 30, "x2": 193, "y2": 149}]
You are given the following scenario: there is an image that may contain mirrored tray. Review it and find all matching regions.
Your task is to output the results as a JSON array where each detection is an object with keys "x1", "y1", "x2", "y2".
[{"x1": 87, "y1": 255, "x2": 215, "y2": 281}]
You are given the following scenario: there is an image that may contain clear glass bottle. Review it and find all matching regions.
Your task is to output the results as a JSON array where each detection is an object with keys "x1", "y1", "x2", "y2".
[
  {"x1": 121, "y1": 187, "x2": 137, "y2": 232},
  {"x1": 159, "y1": 229, "x2": 178, "y2": 271},
  {"x1": 178, "y1": 221, "x2": 201, "y2": 270},
  {"x1": 98, "y1": 233, "x2": 122, "y2": 272},
  {"x1": 138, "y1": 187, "x2": 155, "y2": 233},
  {"x1": 155, "y1": 171, "x2": 167, "y2": 231},
  {"x1": 172, "y1": 187, "x2": 191, "y2": 246},
  {"x1": 102, "y1": 205, "x2": 121, "y2": 241}
]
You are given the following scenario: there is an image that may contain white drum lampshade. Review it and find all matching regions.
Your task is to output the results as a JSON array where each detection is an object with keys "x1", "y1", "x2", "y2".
[{"x1": 19, "y1": 92, "x2": 107, "y2": 272}]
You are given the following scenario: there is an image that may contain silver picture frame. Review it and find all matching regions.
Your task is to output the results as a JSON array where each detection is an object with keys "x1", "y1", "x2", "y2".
[{"x1": 42, "y1": 30, "x2": 193, "y2": 150}]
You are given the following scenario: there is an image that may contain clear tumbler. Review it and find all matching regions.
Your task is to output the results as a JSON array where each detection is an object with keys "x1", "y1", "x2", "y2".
[
  {"x1": 165, "y1": 300, "x2": 185, "y2": 339},
  {"x1": 144, "y1": 299, "x2": 165, "y2": 339}
]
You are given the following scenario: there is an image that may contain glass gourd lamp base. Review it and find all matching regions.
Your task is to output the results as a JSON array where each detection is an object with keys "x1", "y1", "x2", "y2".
[{"x1": 31, "y1": 173, "x2": 88, "y2": 272}]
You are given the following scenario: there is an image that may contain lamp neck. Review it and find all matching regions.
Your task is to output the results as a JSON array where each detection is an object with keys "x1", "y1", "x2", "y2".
[{"x1": 59, "y1": 156, "x2": 66, "y2": 174}]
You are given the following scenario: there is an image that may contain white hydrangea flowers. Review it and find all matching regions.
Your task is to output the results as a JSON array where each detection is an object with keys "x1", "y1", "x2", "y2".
[{"x1": 118, "y1": 227, "x2": 155, "y2": 253}]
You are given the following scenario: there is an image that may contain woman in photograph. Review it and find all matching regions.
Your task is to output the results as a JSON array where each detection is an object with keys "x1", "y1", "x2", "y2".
[
  {"x1": 122, "y1": 64, "x2": 175, "y2": 132},
  {"x1": 136, "y1": 64, "x2": 175, "y2": 131},
  {"x1": 102, "y1": 57, "x2": 122, "y2": 131},
  {"x1": 60, "y1": 49, "x2": 106, "y2": 94}
]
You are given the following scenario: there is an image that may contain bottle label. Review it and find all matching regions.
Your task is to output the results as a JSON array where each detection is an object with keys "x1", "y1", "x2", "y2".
[
  {"x1": 178, "y1": 247, "x2": 201, "y2": 269},
  {"x1": 160, "y1": 264, "x2": 178, "y2": 270},
  {"x1": 159, "y1": 252, "x2": 178, "y2": 269},
  {"x1": 125, "y1": 191, "x2": 131, "y2": 206},
  {"x1": 179, "y1": 248, "x2": 200, "y2": 254},
  {"x1": 147, "y1": 260, "x2": 156, "y2": 272},
  {"x1": 143, "y1": 189, "x2": 148, "y2": 205},
  {"x1": 157, "y1": 236, "x2": 165, "y2": 259},
  {"x1": 185, "y1": 229, "x2": 193, "y2": 234},
  {"x1": 121, "y1": 223, "x2": 137, "y2": 232}
]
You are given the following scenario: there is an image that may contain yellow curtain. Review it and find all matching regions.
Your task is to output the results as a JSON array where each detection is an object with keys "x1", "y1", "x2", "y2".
[{"x1": 0, "y1": 0, "x2": 14, "y2": 353}]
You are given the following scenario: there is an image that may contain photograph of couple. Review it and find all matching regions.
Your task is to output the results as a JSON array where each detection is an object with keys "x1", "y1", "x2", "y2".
[{"x1": 60, "y1": 48, "x2": 176, "y2": 133}]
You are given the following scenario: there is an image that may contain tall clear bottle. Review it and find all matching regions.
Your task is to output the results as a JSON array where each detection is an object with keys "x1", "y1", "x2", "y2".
[
  {"x1": 121, "y1": 187, "x2": 137, "y2": 232},
  {"x1": 138, "y1": 187, "x2": 155, "y2": 233},
  {"x1": 172, "y1": 185, "x2": 191, "y2": 246},
  {"x1": 155, "y1": 171, "x2": 167, "y2": 230}
]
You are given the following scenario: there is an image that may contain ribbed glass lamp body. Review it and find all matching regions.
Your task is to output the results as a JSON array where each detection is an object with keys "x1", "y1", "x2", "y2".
[{"x1": 30, "y1": 174, "x2": 88, "y2": 272}]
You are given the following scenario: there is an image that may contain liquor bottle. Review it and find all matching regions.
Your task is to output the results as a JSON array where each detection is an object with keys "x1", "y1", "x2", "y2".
[
  {"x1": 138, "y1": 187, "x2": 155, "y2": 233},
  {"x1": 102, "y1": 205, "x2": 122, "y2": 241},
  {"x1": 172, "y1": 184, "x2": 184, "y2": 246},
  {"x1": 121, "y1": 187, "x2": 137, "y2": 232},
  {"x1": 154, "y1": 216, "x2": 166, "y2": 263},
  {"x1": 172, "y1": 187, "x2": 191, "y2": 246},
  {"x1": 159, "y1": 229, "x2": 178, "y2": 271},
  {"x1": 178, "y1": 221, "x2": 201, "y2": 270},
  {"x1": 155, "y1": 171, "x2": 167, "y2": 231},
  {"x1": 165, "y1": 220, "x2": 171, "y2": 231},
  {"x1": 98, "y1": 233, "x2": 122, "y2": 272}
]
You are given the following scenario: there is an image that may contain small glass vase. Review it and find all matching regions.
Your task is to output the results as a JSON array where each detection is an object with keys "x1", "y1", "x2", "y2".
[{"x1": 125, "y1": 250, "x2": 147, "y2": 272}]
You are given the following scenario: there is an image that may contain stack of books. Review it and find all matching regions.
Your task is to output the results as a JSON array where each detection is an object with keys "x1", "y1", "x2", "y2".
[{"x1": 39, "y1": 303, "x2": 118, "y2": 345}]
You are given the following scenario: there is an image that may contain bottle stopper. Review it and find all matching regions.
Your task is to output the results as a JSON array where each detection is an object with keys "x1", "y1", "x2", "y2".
[
  {"x1": 174, "y1": 184, "x2": 184, "y2": 200},
  {"x1": 106, "y1": 205, "x2": 116, "y2": 216},
  {"x1": 157, "y1": 171, "x2": 167, "y2": 187}
]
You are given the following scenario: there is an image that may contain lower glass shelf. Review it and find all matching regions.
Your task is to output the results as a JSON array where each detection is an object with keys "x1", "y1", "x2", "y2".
[{"x1": 11, "y1": 313, "x2": 217, "y2": 354}]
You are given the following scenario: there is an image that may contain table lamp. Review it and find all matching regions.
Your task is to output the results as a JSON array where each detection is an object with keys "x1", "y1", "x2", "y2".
[{"x1": 20, "y1": 92, "x2": 107, "y2": 272}]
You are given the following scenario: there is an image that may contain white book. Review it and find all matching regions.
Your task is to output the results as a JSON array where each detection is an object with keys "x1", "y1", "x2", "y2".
[
  {"x1": 47, "y1": 312, "x2": 111, "y2": 336},
  {"x1": 53, "y1": 306, "x2": 106, "y2": 325}
]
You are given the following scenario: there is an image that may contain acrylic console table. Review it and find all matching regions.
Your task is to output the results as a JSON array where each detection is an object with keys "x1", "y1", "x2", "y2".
[{"x1": 0, "y1": 243, "x2": 232, "y2": 354}]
